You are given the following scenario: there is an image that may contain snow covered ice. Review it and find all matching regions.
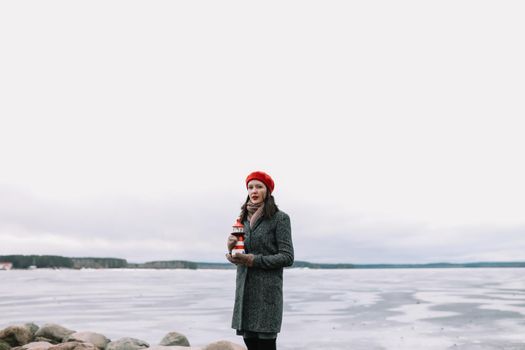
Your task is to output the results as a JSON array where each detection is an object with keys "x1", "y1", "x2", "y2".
[{"x1": 1, "y1": 268, "x2": 524, "y2": 349}]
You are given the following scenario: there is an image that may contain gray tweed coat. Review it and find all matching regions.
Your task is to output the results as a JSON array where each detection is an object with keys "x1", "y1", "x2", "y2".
[{"x1": 231, "y1": 210, "x2": 294, "y2": 334}]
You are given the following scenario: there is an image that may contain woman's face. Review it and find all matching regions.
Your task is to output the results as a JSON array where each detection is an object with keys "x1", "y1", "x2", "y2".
[{"x1": 247, "y1": 180, "x2": 267, "y2": 204}]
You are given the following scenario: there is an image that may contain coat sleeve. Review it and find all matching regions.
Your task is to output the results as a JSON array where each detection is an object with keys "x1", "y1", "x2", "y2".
[{"x1": 252, "y1": 212, "x2": 294, "y2": 269}]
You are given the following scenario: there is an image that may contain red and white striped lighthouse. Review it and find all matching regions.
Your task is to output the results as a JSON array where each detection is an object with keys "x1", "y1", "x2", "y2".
[{"x1": 231, "y1": 219, "x2": 245, "y2": 256}]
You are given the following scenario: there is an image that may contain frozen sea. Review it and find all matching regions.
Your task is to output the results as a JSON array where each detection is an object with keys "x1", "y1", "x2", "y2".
[{"x1": 1, "y1": 268, "x2": 525, "y2": 350}]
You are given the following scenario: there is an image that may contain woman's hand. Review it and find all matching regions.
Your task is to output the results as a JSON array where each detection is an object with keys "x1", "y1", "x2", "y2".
[
  {"x1": 227, "y1": 235, "x2": 238, "y2": 252},
  {"x1": 225, "y1": 253, "x2": 255, "y2": 267}
]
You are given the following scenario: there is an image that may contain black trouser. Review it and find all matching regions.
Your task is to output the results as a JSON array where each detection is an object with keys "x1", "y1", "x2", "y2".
[{"x1": 243, "y1": 337, "x2": 277, "y2": 350}]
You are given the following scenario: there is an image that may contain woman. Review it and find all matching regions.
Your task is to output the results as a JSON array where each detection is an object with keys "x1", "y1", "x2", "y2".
[{"x1": 226, "y1": 171, "x2": 294, "y2": 350}]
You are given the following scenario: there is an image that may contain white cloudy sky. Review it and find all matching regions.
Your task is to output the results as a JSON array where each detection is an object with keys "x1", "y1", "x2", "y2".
[{"x1": 1, "y1": 1, "x2": 524, "y2": 264}]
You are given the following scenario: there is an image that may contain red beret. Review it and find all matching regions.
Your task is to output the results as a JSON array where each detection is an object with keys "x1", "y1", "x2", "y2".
[{"x1": 245, "y1": 171, "x2": 275, "y2": 194}]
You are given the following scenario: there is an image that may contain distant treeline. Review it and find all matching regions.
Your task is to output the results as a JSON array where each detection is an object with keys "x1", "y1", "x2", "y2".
[
  {"x1": 0, "y1": 255, "x2": 126, "y2": 269},
  {"x1": 1, "y1": 255, "x2": 524, "y2": 269},
  {"x1": 0, "y1": 255, "x2": 75, "y2": 269},
  {"x1": 0, "y1": 255, "x2": 206, "y2": 269},
  {"x1": 292, "y1": 261, "x2": 355, "y2": 269}
]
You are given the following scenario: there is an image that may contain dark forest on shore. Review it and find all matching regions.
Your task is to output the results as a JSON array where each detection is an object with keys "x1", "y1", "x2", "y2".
[{"x1": 1, "y1": 255, "x2": 524, "y2": 270}]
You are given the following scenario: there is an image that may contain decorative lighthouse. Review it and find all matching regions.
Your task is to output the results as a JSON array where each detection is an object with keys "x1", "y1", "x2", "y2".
[{"x1": 231, "y1": 218, "x2": 245, "y2": 256}]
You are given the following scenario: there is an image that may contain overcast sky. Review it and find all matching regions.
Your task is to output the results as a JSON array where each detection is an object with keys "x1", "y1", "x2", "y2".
[{"x1": 1, "y1": 1, "x2": 524, "y2": 264}]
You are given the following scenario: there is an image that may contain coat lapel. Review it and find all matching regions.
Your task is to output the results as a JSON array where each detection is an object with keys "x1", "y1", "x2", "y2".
[
  {"x1": 251, "y1": 217, "x2": 264, "y2": 232},
  {"x1": 244, "y1": 218, "x2": 262, "y2": 253}
]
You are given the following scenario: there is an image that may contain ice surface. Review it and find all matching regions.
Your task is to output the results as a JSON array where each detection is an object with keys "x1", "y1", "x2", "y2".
[{"x1": 1, "y1": 268, "x2": 524, "y2": 349}]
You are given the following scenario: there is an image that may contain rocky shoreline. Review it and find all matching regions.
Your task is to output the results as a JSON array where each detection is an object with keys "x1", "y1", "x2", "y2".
[{"x1": 0, "y1": 323, "x2": 245, "y2": 350}]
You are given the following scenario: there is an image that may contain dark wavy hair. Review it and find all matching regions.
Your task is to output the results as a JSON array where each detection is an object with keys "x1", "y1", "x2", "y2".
[{"x1": 240, "y1": 194, "x2": 279, "y2": 223}]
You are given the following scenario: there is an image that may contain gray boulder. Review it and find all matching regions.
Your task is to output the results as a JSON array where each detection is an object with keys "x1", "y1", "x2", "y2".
[
  {"x1": 0, "y1": 340, "x2": 11, "y2": 350},
  {"x1": 106, "y1": 338, "x2": 149, "y2": 350},
  {"x1": 0, "y1": 324, "x2": 34, "y2": 346},
  {"x1": 34, "y1": 325, "x2": 75, "y2": 344},
  {"x1": 48, "y1": 342, "x2": 96, "y2": 350},
  {"x1": 202, "y1": 341, "x2": 245, "y2": 350},
  {"x1": 12, "y1": 341, "x2": 53, "y2": 350},
  {"x1": 64, "y1": 333, "x2": 109, "y2": 350},
  {"x1": 159, "y1": 332, "x2": 190, "y2": 347},
  {"x1": 148, "y1": 347, "x2": 201, "y2": 350},
  {"x1": 22, "y1": 326, "x2": 39, "y2": 339},
  {"x1": 32, "y1": 339, "x2": 55, "y2": 346}
]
